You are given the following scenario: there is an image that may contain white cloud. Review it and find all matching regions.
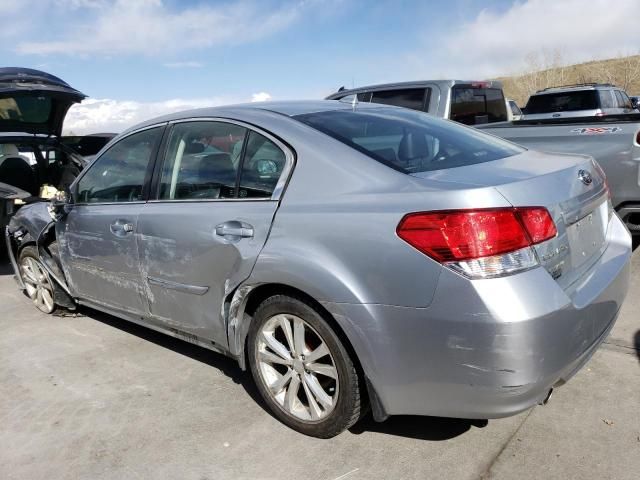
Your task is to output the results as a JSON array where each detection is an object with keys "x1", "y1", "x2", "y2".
[
  {"x1": 162, "y1": 61, "x2": 204, "y2": 68},
  {"x1": 251, "y1": 92, "x2": 272, "y2": 102},
  {"x1": 407, "y1": 0, "x2": 640, "y2": 78},
  {"x1": 17, "y1": 0, "x2": 305, "y2": 56},
  {"x1": 63, "y1": 93, "x2": 273, "y2": 134}
]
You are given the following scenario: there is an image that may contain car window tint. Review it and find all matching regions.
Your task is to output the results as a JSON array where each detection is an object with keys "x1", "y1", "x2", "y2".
[
  {"x1": 0, "y1": 96, "x2": 52, "y2": 124},
  {"x1": 76, "y1": 127, "x2": 161, "y2": 203},
  {"x1": 294, "y1": 107, "x2": 523, "y2": 174},
  {"x1": 238, "y1": 131, "x2": 286, "y2": 198},
  {"x1": 370, "y1": 89, "x2": 426, "y2": 111},
  {"x1": 526, "y1": 91, "x2": 599, "y2": 113},
  {"x1": 613, "y1": 90, "x2": 624, "y2": 108},
  {"x1": 619, "y1": 91, "x2": 633, "y2": 109},
  {"x1": 599, "y1": 90, "x2": 615, "y2": 109},
  {"x1": 159, "y1": 122, "x2": 247, "y2": 200},
  {"x1": 450, "y1": 87, "x2": 508, "y2": 125}
]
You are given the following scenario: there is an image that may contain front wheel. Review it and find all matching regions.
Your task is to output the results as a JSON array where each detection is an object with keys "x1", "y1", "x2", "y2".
[
  {"x1": 247, "y1": 295, "x2": 363, "y2": 438},
  {"x1": 19, "y1": 246, "x2": 56, "y2": 314}
]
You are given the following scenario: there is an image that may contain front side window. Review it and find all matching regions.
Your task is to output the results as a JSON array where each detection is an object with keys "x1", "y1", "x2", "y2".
[
  {"x1": 294, "y1": 107, "x2": 523, "y2": 174},
  {"x1": 370, "y1": 89, "x2": 427, "y2": 111},
  {"x1": 76, "y1": 127, "x2": 161, "y2": 203}
]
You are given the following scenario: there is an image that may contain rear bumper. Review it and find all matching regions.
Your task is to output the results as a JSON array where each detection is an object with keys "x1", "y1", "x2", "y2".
[{"x1": 323, "y1": 214, "x2": 632, "y2": 419}]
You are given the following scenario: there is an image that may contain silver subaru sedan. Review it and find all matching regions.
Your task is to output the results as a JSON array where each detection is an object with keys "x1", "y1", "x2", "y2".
[{"x1": 6, "y1": 101, "x2": 632, "y2": 438}]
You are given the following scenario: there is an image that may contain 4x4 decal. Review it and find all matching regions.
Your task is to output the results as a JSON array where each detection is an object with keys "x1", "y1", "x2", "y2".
[{"x1": 570, "y1": 127, "x2": 622, "y2": 135}]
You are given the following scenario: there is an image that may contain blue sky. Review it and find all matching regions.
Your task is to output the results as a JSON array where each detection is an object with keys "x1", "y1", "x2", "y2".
[{"x1": 1, "y1": 0, "x2": 638, "y2": 132}]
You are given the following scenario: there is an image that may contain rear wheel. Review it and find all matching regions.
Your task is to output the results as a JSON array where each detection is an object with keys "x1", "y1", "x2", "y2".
[
  {"x1": 19, "y1": 246, "x2": 56, "y2": 314},
  {"x1": 248, "y1": 294, "x2": 362, "y2": 438}
]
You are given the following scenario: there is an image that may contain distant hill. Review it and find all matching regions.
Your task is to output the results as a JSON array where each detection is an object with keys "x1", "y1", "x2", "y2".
[{"x1": 496, "y1": 55, "x2": 640, "y2": 106}]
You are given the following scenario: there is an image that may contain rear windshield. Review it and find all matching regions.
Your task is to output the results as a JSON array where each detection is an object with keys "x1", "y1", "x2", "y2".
[
  {"x1": 450, "y1": 86, "x2": 508, "y2": 125},
  {"x1": 0, "y1": 96, "x2": 52, "y2": 124},
  {"x1": 525, "y1": 90, "x2": 599, "y2": 113},
  {"x1": 294, "y1": 107, "x2": 524, "y2": 174}
]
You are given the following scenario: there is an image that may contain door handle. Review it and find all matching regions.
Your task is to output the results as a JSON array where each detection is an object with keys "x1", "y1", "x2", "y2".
[
  {"x1": 215, "y1": 221, "x2": 254, "y2": 239},
  {"x1": 110, "y1": 220, "x2": 135, "y2": 237}
]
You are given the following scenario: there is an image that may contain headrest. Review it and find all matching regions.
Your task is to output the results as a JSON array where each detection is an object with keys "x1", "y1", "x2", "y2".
[
  {"x1": 199, "y1": 153, "x2": 234, "y2": 173},
  {"x1": 0, "y1": 144, "x2": 19, "y2": 156},
  {"x1": 398, "y1": 132, "x2": 429, "y2": 161},
  {"x1": 185, "y1": 141, "x2": 205, "y2": 154}
]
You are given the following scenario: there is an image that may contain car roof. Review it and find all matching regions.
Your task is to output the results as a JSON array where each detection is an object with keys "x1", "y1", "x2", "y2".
[
  {"x1": 533, "y1": 84, "x2": 619, "y2": 95},
  {"x1": 121, "y1": 100, "x2": 398, "y2": 135},
  {"x1": 325, "y1": 80, "x2": 503, "y2": 99}
]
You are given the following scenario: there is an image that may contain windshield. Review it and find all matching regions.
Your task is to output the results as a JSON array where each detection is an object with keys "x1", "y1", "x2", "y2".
[
  {"x1": 294, "y1": 107, "x2": 524, "y2": 173},
  {"x1": 525, "y1": 90, "x2": 599, "y2": 113}
]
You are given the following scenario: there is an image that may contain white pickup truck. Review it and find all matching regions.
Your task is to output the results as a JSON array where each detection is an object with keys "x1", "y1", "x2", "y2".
[{"x1": 327, "y1": 80, "x2": 640, "y2": 235}]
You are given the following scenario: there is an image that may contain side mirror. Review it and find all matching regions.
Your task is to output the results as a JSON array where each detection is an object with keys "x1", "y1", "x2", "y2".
[
  {"x1": 47, "y1": 189, "x2": 72, "y2": 221},
  {"x1": 631, "y1": 98, "x2": 638, "y2": 109}
]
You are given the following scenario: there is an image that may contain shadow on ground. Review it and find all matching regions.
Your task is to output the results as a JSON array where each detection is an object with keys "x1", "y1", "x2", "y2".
[
  {"x1": 0, "y1": 251, "x2": 13, "y2": 275},
  {"x1": 73, "y1": 305, "x2": 482, "y2": 441},
  {"x1": 635, "y1": 330, "x2": 640, "y2": 363}
]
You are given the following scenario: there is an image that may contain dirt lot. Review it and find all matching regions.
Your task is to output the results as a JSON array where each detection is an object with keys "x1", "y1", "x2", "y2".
[{"x1": 1, "y1": 250, "x2": 638, "y2": 480}]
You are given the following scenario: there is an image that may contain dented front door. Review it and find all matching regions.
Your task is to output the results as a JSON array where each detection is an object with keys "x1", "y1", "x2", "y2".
[
  {"x1": 57, "y1": 126, "x2": 164, "y2": 315},
  {"x1": 58, "y1": 204, "x2": 147, "y2": 314}
]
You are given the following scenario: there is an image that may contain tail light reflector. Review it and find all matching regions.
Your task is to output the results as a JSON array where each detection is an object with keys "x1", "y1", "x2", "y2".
[{"x1": 397, "y1": 208, "x2": 557, "y2": 278}]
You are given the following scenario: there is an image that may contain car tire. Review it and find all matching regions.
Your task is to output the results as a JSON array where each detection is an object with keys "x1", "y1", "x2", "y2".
[
  {"x1": 18, "y1": 245, "x2": 57, "y2": 314},
  {"x1": 248, "y1": 294, "x2": 362, "y2": 438}
]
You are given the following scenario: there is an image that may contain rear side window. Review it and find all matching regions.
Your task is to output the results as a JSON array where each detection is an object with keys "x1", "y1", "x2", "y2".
[
  {"x1": 159, "y1": 121, "x2": 247, "y2": 200},
  {"x1": 238, "y1": 131, "x2": 287, "y2": 198},
  {"x1": 525, "y1": 91, "x2": 599, "y2": 113},
  {"x1": 370, "y1": 88, "x2": 427, "y2": 111},
  {"x1": 450, "y1": 86, "x2": 507, "y2": 125},
  {"x1": 616, "y1": 91, "x2": 633, "y2": 109},
  {"x1": 294, "y1": 107, "x2": 523, "y2": 174},
  {"x1": 599, "y1": 90, "x2": 615, "y2": 109},
  {"x1": 157, "y1": 121, "x2": 286, "y2": 200}
]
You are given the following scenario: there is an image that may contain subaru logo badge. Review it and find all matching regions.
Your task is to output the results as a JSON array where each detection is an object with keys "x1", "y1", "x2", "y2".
[{"x1": 578, "y1": 169, "x2": 593, "y2": 185}]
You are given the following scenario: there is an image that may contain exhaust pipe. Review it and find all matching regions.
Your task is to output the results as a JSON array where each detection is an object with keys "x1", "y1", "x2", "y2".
[{"x1": 538, "y1": 388, "x2": 553, "y2": 406}]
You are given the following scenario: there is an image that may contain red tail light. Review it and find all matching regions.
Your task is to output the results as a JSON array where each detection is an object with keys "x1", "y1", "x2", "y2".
[{"x1": 397, "y1": 208, "x2": 557, "y2": 263}]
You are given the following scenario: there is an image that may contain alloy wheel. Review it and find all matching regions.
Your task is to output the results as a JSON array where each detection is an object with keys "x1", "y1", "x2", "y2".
[
  {"x1": 257, "y1": 313, "x2": 339, "y2": 421},
  {"x1": 20, "y1": 256, "x2": 55, "y2": 314}
]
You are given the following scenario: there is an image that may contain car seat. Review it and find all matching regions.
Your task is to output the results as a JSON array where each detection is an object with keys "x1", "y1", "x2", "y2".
[{"x1": 0, "y1": 144, "x2": 38, "y2": 195}]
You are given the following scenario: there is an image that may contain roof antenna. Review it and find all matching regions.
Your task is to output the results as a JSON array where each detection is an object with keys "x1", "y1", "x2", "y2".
[{"x1": 351, "y1": 95, "x2": 358, "y2": 111}]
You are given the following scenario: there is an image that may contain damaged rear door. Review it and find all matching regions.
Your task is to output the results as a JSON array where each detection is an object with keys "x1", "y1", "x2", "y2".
[
  {"x1": 136, "y1": 120, "x2": 290, "y2": 346},
  {"x1": 58, "y1": 126, "x2": 164, "y2": 315}
]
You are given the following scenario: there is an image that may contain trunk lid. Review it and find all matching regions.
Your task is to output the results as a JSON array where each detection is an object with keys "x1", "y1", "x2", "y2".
[
  {"x1": 0, "y1": 67, "x2": 86, "y2": 137},
  {"x1": 412, "y1": 150, "x2": 610, "y2": 289}
]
